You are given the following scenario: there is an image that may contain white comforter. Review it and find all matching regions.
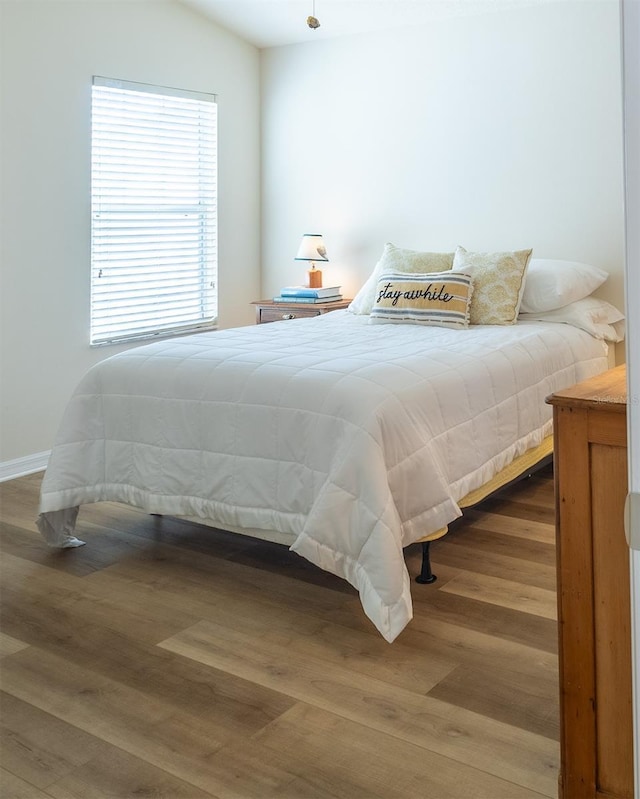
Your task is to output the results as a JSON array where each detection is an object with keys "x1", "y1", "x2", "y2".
[{"x1": 38, "y1": 312, "x2": 609, "y2": 641}]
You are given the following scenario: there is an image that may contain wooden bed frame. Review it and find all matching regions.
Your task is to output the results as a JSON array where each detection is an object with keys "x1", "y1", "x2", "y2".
[
  {"x1": 414, "y1": 435, "x2": 554, "y2": 583},
  {"x1": 174, "y1": 435, "x2": 554, "y2": 586}
]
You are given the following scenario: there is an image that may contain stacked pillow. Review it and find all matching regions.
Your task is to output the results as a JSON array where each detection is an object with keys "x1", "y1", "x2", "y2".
[
  {"x1": 348, "y1": 243, "x2": 454, "y2": 315},
  {"x1": 351, "y1": 242, "x2": 532, "y2": 328},
  {"x1": 451, "y1": 246, "x2": 531, "y2": 325},
  {"x1": 370, "y1": 269, "x2": 474, "y2": 329},
  {"x1": 348, "y1": 243, "x2": 624, "y2": 341},
  {"x1": 520, "y1": 258, "x2": 608, "y2": 313},
  {"x1": 519, "y1": 295, "x2": 625, "y2": 341},
  {"x1": 518, "y1": 259, "x2": 624, "y2": 341}
]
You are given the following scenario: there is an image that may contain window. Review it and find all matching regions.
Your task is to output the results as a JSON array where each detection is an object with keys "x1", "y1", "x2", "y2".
[{"x1": 90, "y1": 77, "x2": 217, "y2": 345}]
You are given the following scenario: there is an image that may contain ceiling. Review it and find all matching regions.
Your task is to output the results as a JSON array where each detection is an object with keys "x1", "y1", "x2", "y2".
[{"x1": 178, "y1": 0, "x2": 553, "y2": 49}]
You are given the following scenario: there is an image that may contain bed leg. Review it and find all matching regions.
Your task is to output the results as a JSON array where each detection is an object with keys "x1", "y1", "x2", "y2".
[
  {"x1": 151, "y1": 513, "x2": 163, "y2": 538},
  {"x1": 415, "y1": 541, "x2": 437, "y2": 584}
]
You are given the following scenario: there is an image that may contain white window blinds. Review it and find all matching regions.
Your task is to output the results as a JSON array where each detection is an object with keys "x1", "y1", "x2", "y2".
[{"x1": 91, "y1": 77, "x2": 217, "y2": 345}]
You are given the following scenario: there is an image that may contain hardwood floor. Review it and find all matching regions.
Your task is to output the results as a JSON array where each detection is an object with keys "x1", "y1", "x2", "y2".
[{"x1": 0, "y1": 468, "x2": 559, "y2": 799}]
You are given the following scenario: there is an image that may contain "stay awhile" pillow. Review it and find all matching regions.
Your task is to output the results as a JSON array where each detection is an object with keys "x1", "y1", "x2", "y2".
[
  {"x1": 348, "y1": 243, "x2": 455, "y2": 315},
  {"x1": 369, "y1": 270, "x2": 474, "y2": 328}
]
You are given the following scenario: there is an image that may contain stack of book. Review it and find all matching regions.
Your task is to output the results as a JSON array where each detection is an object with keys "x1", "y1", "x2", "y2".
[{"x1": 273, "y1": 286, "x2": 343, "y2": 304}]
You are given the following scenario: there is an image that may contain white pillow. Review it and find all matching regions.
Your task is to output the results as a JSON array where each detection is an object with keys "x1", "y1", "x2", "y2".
[
  {"x1": 348, "y1": 243, "x2": 454, "y2": 315},
  {"x1": 518, "y1": 296, "x2": 625, "y2": 342},
  {"x1": 520, "y1": 259, "x2": 608, "y2": 314}
]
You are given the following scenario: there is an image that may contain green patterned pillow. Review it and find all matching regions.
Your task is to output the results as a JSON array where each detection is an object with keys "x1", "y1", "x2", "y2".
[
  {"x1": 370, "y1": 270, "x2": 473, "y2": 328},
  {"x1": 452, "y1": 246, "x2": 532, "y2": 325}
]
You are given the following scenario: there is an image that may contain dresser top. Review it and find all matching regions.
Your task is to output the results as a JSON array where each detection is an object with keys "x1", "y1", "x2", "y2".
[{"x1": 546, "y1": 364, "x2": 627, "y2": 412}]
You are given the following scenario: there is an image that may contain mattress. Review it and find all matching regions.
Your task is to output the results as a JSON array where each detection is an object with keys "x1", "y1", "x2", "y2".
[{"x1": 37, "y1": 311, "x2": 609, "y2": 641}]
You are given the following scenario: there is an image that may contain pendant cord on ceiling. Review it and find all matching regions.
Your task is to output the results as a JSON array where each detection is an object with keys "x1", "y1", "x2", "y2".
[{"x1": 307, "y1": 0, "x2": 320, "y2": 29}]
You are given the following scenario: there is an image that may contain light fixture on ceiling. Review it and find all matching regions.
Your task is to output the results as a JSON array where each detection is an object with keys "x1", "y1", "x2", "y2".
[{"x1": 307, "y1": 0, "x2": 320, "y2": 29}]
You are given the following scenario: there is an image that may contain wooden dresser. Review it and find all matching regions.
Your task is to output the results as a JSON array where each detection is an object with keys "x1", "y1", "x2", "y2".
[{"x1": 547, "y1": 365, "x2": 633, "y2": 799}]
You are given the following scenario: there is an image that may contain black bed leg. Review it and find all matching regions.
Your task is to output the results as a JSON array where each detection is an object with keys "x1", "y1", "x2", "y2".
[
  {"x1": 151, "y1": 513, "x2": 163, "y2": 538},
  {"x1": 415, "y1": 540, "x2": 437, "y2": 584}
]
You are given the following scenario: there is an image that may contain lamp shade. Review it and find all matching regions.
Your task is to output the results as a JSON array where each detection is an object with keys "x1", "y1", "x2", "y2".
[{"x1": 295, "y1": 234, "x2": 329, "y2": 262}]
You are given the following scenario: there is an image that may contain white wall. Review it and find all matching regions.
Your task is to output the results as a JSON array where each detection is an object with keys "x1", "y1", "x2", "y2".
[
  {"x1": 260, "y1": 1, "x2": 625, "y2": 316},
  {"x1": 0, "y1": 0, "x2": 260, "y2": 465},
  {"x1": 0, "y1": 0, "x2": 626, "y2": 469}
]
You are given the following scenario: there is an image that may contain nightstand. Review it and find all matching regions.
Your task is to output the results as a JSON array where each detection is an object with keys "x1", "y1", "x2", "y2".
[{"x1": 252, "y1": 298, "x2": 352, "y2": 325}]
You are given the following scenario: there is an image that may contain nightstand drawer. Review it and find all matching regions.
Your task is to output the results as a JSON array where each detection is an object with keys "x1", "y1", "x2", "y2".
[
  {"x1": 252, "y1": 299, "x2": 352, "y2": 325},
  {"x1": 260, "y1": 306, "x2": 322, "y2": 323}
]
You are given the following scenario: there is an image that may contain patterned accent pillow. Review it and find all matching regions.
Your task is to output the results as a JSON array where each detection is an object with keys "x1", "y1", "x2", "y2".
[
  {"x1": 452, "y1": 246, "x2": 532, "y2": 325},
  {"x1": 348, "y1": 243, "x2": 454, "y2": 315},
  {"x1": 370, "y1": 270, "x2": 474, "y2": 328}
]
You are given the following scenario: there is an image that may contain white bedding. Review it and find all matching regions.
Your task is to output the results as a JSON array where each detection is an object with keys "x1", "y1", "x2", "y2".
[{"x1": 37, "y1": 311, "x2": 609, "y2": 641}]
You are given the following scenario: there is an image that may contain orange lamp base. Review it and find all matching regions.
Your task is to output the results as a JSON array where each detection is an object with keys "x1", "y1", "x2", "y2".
[{"x1": 308, "y1": 268, "x2": 322, "y2": 288}]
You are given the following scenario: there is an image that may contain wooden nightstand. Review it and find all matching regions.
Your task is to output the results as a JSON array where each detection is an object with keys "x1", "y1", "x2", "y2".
[{"x1": 252, "y1": 298, "x2": 352, "y2": 325}]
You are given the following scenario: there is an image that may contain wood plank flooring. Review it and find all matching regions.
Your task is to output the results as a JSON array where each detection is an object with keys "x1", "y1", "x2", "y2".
[{"x1": 0, "y1": 468, "x2": 560, "y2": 799}]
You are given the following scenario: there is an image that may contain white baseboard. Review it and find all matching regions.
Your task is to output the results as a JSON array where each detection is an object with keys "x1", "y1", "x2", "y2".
[{"x1": 0, "y1": 451, "x2": 50, "y2": 483}]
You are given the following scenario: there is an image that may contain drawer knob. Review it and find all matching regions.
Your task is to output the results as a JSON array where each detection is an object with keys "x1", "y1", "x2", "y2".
[{"x1": 282, "y1": 313, "x2": 296, "y2": 320}]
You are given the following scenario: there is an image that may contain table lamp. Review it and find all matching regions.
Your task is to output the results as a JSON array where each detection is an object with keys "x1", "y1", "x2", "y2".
[{"x1": 295, "y1": 234, "x2": 329, "y2": 288}]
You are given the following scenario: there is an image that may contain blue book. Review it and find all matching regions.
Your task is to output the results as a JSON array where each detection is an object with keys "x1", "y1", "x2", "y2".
[
  {"x1": 279, "y1": 285, "x2": 341, "y2": 299},
  {"x1": 273, "y1": 295, "x2": 343, "y2": 304}
]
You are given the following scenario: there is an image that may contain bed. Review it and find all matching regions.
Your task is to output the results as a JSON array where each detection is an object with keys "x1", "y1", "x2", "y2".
[{"x1": 37, "y1": 308, "x2": 613, "y2": 642}]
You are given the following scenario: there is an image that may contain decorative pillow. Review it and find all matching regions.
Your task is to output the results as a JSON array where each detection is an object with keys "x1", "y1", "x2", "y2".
[
  {"x1": 518, "y1": 296, "x2": 625, "y2": 342},
  {"x1": 452, "y1": 246, "x2": 532, "y2": 325},
  {"x1": 369, "y1": 270, "x2": 473, "y2": 328},
  {"x1": 520, "y1": 259, "x2": 608, "y2": 314},
  {"x1": 348, "y1": 243, "x2": 454, "y2": 315}
]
